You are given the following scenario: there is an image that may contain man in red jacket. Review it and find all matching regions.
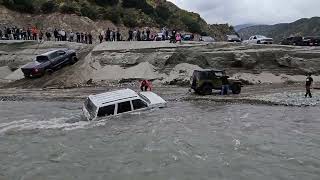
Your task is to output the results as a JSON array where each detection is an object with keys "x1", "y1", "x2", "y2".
[{"x1": 140, "y1": 80, "x2": 152, "y2": 91}]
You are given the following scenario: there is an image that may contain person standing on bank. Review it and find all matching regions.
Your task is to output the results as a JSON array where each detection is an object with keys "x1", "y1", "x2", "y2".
[
  {"x1": 221, "y1": 75, "x2": 230, "y2": 95},
  {"x1": 305, "y1": 73, "x2": 313, "y2": 98}
]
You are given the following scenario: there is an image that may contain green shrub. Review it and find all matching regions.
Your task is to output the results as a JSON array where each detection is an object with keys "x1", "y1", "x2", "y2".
[
  {"x1": 3, "y1": 0, "x2": 35, "y2": 13},
  {"x1": 200, "y1": 32, "x2": 208, "y2": 36},
  {"x1": 122, "y1": 0, "x2": 154, "y2": 15},
  {"x1": 41, "y1": 0, "x2": 58, "y2": 13},
  {"x1": 98, "y1": 7, "x2": 121, "y2": 24},
  {"x1": 80, "y1": 2, "x2": 98, "y2": 19},
  {"x1": 59, "y1": 1, "x2": 79, "y2": 14},
  {"x1": 95, "y1": 0, "x2": 119, "y2": 6},
  {"x1": 122, "y1": 10, "x2": 139, "y2": 27},
  {"x1": 155, "y1": 5, "x2": 170, "y2": 20},
  {"x1": 181, "y1": 14, "x2": 202, "y2": 33}
]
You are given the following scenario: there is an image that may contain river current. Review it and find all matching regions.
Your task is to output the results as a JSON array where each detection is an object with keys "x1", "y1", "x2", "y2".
[{"x1": 0, "y1": 101, "x2": 319, "y2": 180}]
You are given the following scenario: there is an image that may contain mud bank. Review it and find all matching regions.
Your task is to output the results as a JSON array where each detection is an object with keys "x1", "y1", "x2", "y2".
[
  {"x1": 1, "y1": 41, "x2": 320, "y2": 88},
  {"x1": 0, "y1": 84, "x2": 319, "y2": 107}
]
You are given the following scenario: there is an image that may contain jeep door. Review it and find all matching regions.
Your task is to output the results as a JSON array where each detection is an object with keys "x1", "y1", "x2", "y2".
[{"x1": 212, "y1": 71, "x2": 223, "y2": 89}]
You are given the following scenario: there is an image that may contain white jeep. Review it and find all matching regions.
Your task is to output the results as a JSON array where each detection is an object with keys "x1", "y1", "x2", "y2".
[{"x1": 82, "y1": 89, "x2": 167, "y2": 121}]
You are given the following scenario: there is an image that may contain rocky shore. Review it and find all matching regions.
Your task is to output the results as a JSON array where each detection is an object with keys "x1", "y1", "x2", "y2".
[{"x1": 0, "y1": 40, "x2": 320, "y2": 106}]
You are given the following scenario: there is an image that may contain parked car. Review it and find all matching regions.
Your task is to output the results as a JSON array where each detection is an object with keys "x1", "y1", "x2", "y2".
[
  {"x1": 227, "y1": 35, "x2": 242, "y2": 42},
  {"x1": 280, "y1": 36, "x2": 305, "y2": 46},
  {"x1": 0, "y1": 36, "x2": 9, "y2": 40},
  {"x1": 182, "y1": 34, "x2": 194, "y2": 41},
  {"x1": 246, "y1": 35, "x2": 273, "y2": 44},
  {"x1": 199, "y1": 36, "x2": 215, "y2": 42},
  {"x1": 304, "y1": 36, "x2": 320, "y2": 46},
  {"x1": 154, "y1": 33, "x2": 165, "y2": 41},
  {"x1": 191, "y1": 69, "x2": 242, "y2": 95},
  {"x1": 21, "y1": 49, "x2": 78, "y2": 78},
  {"x1": 82, "y1": 89, "x2": 167, "y2": 121}
]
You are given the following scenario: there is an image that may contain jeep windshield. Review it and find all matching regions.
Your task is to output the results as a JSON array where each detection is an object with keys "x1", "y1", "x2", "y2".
[
  {"x1": 195, "y1": 71, "x2": 223, "y2": 79},
  {"x1": 36, "y1": 56, "x2": 49, "y2": 62},
  {"x1": 84, "y1": 98, "x2": 97, "y2": 118}
]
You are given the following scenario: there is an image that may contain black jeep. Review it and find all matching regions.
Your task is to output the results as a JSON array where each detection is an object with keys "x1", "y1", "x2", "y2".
[
  {"x1": 191, "y1": 69, "x2": 242, "y2": 95},
  {"x1": 21, "y1": 49, "x2": 78, "y2": 78},
  {"x1": 281, "y1": 36, "x2": 305, "y2": 46}
]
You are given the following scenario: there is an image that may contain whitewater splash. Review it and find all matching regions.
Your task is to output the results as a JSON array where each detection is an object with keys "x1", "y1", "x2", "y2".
[
  {"x1": 0, "y1": 115, "x2": 119, "y2": 134},
  {"x1": 0, "y1": 117, "x2": 87, "y2": 134}
]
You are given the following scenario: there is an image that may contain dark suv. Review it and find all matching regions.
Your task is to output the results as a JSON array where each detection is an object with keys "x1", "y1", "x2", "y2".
[
  {"x1": 304, "y1": 36, "x2": 320, "y2": 46},
  {"x1": 21, "y1": 49, "x2": 78, "y2": 78},
  {"x1": 281, "y1": 36, "x2": 305, "y2": 46},
  {"x1": 191, "y1": 69, "x2": 242, "y2": 95}
]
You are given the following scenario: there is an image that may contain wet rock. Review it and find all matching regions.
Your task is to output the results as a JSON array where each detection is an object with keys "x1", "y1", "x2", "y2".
[
  {"x1": 250, "y1": 92, "x2": 320, "y2": 106},
  {"x1": 163, "y1": 63, "x2": 202, "y2": 86},
  {"x1": 277, "y1": 55, "x2": 320, "y2": 74},
  {"x1": 232, "y1": 52, "x2": 257, "y2": 69}
]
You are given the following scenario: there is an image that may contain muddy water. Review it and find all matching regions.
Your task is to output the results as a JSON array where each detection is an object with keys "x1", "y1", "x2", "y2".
[{"x1": 0, "y1": 101, "x2": 320, "y2": 180}]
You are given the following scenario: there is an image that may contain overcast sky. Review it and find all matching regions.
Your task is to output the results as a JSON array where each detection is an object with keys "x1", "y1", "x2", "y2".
[{"x1": 167, "y1": 0, "x2": 320, "y2": 25}]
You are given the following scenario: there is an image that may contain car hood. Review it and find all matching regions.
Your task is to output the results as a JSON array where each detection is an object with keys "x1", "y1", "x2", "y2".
[
  {"x1": 21, "y1": 61, "x2": 42, "y2": 69},
  {"x1": 139, "y1": 92, "x2": 167, "y2": 107}
]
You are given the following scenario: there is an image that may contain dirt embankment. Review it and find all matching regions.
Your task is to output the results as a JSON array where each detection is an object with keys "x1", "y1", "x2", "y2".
[{"x1": 1, "y1": 41, "x2": 320, "y2": 89}]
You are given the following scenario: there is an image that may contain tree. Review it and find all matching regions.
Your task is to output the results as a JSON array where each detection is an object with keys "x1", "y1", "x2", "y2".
[
  {"x1": 95, "y1": 0, "x2": 118, "y2": 6},
  {"x1": 155, "y1": 5, "x2": 170, "y2": 20},
  {"x1": 181, "y1": 15, "x2": 202, "y2": 33},
  {"x1": 122, "y1": 0, "x2": 154, "y2": 15},
  {"x1": 3, "y1": 0, "x2": 35, "y2": 13},
  {"x1": 41, "y1": 0, "x2": 58, "y2": 13},
  {"x1": 80, "y1": 2, "x2": 98, "y2": 19}
]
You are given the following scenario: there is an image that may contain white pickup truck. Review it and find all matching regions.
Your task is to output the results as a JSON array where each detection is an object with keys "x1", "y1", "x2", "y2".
[{"x1": 245, "y1": 35, "x2": 273, "y2": 44}]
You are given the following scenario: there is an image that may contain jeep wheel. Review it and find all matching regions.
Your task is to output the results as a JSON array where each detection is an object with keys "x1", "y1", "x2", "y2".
[
  {"x1": 45, "y1": 69, "x2": 54, "y2": 75},
  {"x1": 69, "y1": 56, "x2": 78, "y2": 65},
  {"x1": 231, "y1": 84, "x2": 241, "y2": 94},
  {"x1": 202, "y1": 84, "x2": 213, "y2": 95},
  {"x1": 194, "y1": 89, "x2": 201, "y2": 95}
]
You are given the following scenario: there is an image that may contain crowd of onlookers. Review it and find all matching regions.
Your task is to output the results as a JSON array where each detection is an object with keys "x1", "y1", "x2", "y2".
[
  {"x1": 98, "y1": 27, "x2": 190, "y2": 43},
  {"x1": 0, "y1": 26, "x2": 94, "y2": 44},
  {"x1": 0, "y1": 26, "x2": 191, "y2": 44}
]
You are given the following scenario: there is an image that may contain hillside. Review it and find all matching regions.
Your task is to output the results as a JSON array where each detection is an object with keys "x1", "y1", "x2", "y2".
[
  {"x1": 238, "y1": 17, "x2": 320, "y2": 42},
  {"x1": 0, "y1": 0, "x2": 235, "y2": 39},
  {"x1": 234, "y1": 24, "x2": 259, "y2": 32}
]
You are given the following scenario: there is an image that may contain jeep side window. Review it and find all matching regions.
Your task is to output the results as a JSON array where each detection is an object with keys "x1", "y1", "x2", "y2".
[
  {"x1": 253, "y1": 36, "x2": 257, "y2": 39},
  {"x1": 97, "y1": 104, "x2": 115, "y2": 117},
  {"x1": 215, "y1": 72, "x2": 223, "y2": 77},
  {"x1": 208, "y1": 71, "x2": 215, "y2": 78},
  {"x1": 132, "y1": 99, "x2": 147, "y2": 110},
  {"x1": 117, "y1": 101, "x2": 132, "y2": 114}
]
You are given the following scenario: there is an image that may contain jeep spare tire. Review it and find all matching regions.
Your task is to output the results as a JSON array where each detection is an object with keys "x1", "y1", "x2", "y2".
[{"x1": 231, "y1": 84, "x2": 241, "y2": 94}]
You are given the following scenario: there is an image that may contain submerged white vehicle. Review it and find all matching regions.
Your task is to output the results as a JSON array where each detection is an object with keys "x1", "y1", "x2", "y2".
[{"x1": 82, "y1": 89, "x2": 167, "y2": 121}]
